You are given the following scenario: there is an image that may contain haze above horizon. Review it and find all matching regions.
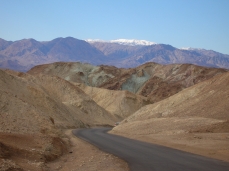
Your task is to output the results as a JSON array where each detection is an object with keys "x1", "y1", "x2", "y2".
[{"x1": 1, "y1": 0, "x2": 229, "y2": 54}]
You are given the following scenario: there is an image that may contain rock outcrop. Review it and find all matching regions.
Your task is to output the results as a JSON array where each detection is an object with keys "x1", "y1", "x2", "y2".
[{"x1": 28, "y1": 62, "x2": 228, "y2": 103}]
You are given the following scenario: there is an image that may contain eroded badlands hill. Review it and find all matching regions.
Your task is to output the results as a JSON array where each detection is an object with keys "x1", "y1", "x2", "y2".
[
  {"x1": 1, "y1": 69, "x2": 116, "y2": 132},
  {"x1": 111, "y1": 71, "x2": 229, "y2": 161},
  {"x1": 0, "y1": 69, "x2": 117, "y2": 170},
  {"x1": 112, "y1": 72, "x2": 229, "y2": 133},
  {"x1": 28, "y1": 62, "x2": 228, "y2": 103},
  {"x1": 77, "y1": 83, "x2": 149, "y2": 119}
]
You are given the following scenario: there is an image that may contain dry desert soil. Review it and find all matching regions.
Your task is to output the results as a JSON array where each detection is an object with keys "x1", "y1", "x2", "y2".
[{"x1": 47, "y1": 130, "x2": 129, "y2": 171}]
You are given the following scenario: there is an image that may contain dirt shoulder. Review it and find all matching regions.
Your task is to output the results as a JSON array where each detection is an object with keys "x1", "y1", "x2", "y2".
[
  {"x1": 47, "y1": 129, "x2": 129, "y2": 171},
  {"x1": 0, "y1": 132, "x2": 67, "y2": 171}
]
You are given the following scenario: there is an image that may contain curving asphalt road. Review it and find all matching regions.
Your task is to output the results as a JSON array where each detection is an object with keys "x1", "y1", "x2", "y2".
[{"x1": 73, "y1": 127, "x2": 229, "y2": 171}]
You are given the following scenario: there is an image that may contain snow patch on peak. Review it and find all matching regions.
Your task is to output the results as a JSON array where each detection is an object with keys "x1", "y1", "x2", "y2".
[
  {"x1": 85, "y1": 39, "x2": 106, "y2": 43},
  {"x1": 110, "y1": 39, "x2": 156, "y2": 46},
  {"x1": 180, "y1": 47, "x2": 205, "y2": 51},
  {"x1": 86, "y1": 39, "x2": 156, "y2": 46}
]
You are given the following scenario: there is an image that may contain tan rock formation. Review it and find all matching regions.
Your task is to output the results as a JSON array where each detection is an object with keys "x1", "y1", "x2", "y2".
[
  {"x1": 0, "y1": 69, "x2": 117, "y2": 170},
  {"x1": 78, "y1": 83, "x2": 149, "y2": 119},
  {"x1": 28, "y1": 62, "x2": 227, "y2": 104}
]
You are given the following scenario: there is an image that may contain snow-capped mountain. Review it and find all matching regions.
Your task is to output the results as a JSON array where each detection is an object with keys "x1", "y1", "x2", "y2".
[{"x1": 86, "y1": 39, "x2": 156, "y2": 46}]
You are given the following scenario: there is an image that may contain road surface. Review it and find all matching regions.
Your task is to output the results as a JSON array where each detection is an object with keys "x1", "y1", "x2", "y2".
[{"x1": 73, "y1": 127, "x2": 229, "y2": 171}]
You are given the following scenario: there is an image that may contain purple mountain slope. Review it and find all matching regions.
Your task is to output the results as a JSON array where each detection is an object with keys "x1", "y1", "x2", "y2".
[{"x1": 0, "y1": 37, "x2": 229, "y2": 71}]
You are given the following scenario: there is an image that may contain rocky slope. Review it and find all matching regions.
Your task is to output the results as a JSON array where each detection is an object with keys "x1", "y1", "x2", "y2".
[
  {"x1": 1, "y1": 69, "x2": 116, "y2": 131},
  {"x1": 87, "y1": 41, "x2": 143, "y2": 61},
  {"x1": 111, "y1": 71, "x2": 229, "y2": 162},
  {"x1": 112, "y1": 71, "x2": 229, "y2": 134},
  {"x1": 77, "y1": 83, "x2": 149, "y2": 119},
  {"x1": 0, "y1": 69, "x2": 117, "y2": 170},
  {"x1": 28, "y1": 62, "x2": 228, "y2": 103}
]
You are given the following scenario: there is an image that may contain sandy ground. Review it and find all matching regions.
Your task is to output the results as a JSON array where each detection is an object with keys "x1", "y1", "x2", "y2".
[{"x1": 47, "y1": 130, "x2": 129, "y2": 171}]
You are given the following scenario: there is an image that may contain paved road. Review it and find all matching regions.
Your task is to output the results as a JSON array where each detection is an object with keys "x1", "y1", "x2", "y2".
[{"x1": 73, "y1": 127, "x2": 229, "y2": 171}]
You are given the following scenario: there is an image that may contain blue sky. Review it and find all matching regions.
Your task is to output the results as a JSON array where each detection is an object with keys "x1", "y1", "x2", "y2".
[{"x1": 1, "y1": 0, "x2": 229, "y2": 54}]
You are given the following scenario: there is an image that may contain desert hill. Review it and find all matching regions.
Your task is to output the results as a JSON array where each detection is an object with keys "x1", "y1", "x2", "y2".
[
  {"x1": 1, "y1": 69, "x2": 116, "y2": 131},
  {"x1": 0, "y1": 68, "x2": 117, "y2": 170},
  {"x1": 77, "y1": 83, "x2": 149, "y2": 119},
  {"x1": 28, "y1": 62, "x2": 227, "y2": 103},
  {"x1": 117, "y1": 71, "x2": 229, "y2": 122},
  {"x1": 111, "y1": 71, "x2": 229, "y2": 161}
]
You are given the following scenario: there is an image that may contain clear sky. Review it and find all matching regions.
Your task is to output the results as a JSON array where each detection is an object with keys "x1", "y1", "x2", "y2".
[{"x1": 1, "y1": 0, "x2": 229, "y2": 54}]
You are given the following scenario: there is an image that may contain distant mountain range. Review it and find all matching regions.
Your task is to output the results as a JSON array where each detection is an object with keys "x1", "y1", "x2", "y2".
[
  {"x1": 90, "y1": 40, "x2": 229, "y2": 69},
  {"x1": 0, "y1": 37, "x2": 229, "y2": 71}
]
